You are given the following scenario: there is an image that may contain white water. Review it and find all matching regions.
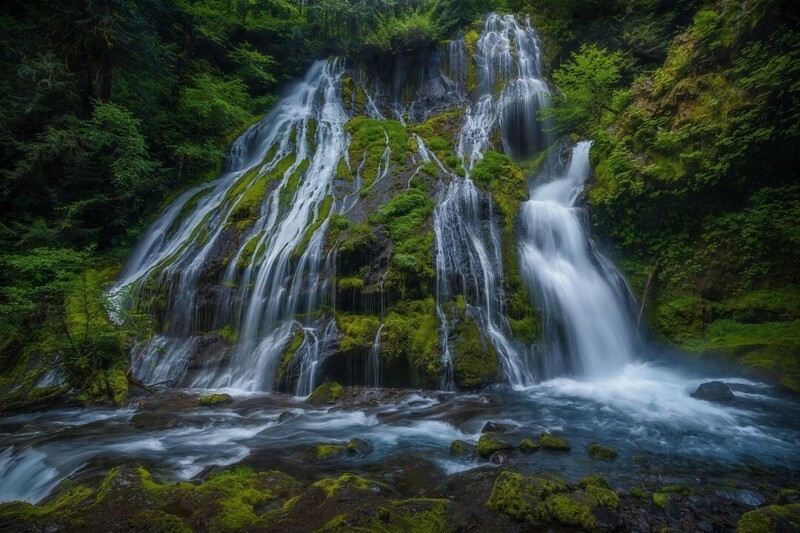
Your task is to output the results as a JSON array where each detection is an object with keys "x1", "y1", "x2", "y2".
[
  {"x1": 519, "y1": 142, "x2": 637, "y2": 378},
  {"x1": 113, "y1": 60, "x2": 349, "y2": 394},
  {"x1": 434, "y1": 14, "x2": 554, "y2": 388}
]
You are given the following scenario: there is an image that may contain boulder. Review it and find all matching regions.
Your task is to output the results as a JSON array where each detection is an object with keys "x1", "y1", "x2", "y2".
[{"x1": 691, "y1": 381, "x2": 735, "y2": 403}]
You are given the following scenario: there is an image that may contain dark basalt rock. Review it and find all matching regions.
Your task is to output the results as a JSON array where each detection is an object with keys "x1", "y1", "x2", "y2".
[
  {"x1": 481, "y1": 421, "x2": 513, "y2": 434},
  {"x1": 691, "y1": 381, "x2": 735, "y2": 403},
  {"x1": 277, "y1": 411, "x2": 295, "y2": 423}
]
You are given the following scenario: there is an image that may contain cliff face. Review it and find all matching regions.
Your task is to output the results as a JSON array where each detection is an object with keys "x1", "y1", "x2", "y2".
[{"x1": 585, "y1": 0, "x2": 800, "y2": 390}]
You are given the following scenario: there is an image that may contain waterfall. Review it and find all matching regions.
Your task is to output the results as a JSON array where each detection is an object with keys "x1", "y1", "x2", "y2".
[
  {"x1": 433, "y1": 14, "x2": 552, "y2": 389},
  {"x1": 113, "y1": 13, "x2": 638, "y2": 394},
  {"x1": 458, "y1": 14, "x2": 553, "y2": 170},
  {"x1": 113, "y1": 60, "x2": 348, "y2": 393},
  {"x1": 519, "y1": 142, "x2": 637, "y2": 379}
]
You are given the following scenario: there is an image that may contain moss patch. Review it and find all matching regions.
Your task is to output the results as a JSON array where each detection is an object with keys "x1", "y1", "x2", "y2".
[
  {"x1": 306, "y1": 381, "x2": 344, "y2": 405},
  {"x1": 198, "y1": 393, "x2": 234, "y2": 406},
  {"x1": 587, "y1": 443, "x2": 618, "y2": 461},
  {"x1": 539, "y1": 434, "x2": 571, "y2": 451}
]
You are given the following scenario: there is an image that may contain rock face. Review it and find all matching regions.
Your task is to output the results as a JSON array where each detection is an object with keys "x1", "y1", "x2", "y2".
[{"x1": 691, "y1": 381, "x2": 735, "y2": 402}]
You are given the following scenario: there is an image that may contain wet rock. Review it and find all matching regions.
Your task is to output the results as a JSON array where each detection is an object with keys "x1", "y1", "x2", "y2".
[
  {"x1": 130, "y1": 412, "x2": 181, "y2": 430},
  {"x1": 591, "y1": 506, "x2": 621, "y2": 530},
  {"x1": 779, "y1": 489, "x2": 800, "y2": 505},
  {"x1": 736, "y1": 503, "x2": 800, "y2": 532},
  {"x1": 278, "y1": 411, "x2": 295, "y2": 423},
  {"x1": 520, "y1": 438, "x2": 539, "y2": 453},
  {"x1": 481, "y1": 421, "x2": 513, "y2": 434},
  {"x1": 490, "y1": 452, "x2": 510, "y2": 465},
  {"x1": 309, "y1": 443, "x2": 348, "y2": 461},
  {"x1": 539, "y1": 433, "x2": 571, "y2": 451},
  {"x1": 198, "y1": 393, "x2": 234, "y2": 406},
  {"x1": 588, "y1": 443, "x2": 618, "y2": 461},
  {"x1": 691, "y1": 381, "x2": 735, "y2": 403},
  {"x1": 347, "y1": 438, "x2": 373, "y2": 456},
  {"x1": 476, "y1": 432, "x2": 515, "y2": 458},
  {"x1": 305, "y1": 381, "x2": 344, "y2": 406},
  {"x1": 449, "y1": 439, "x2": 475, "y2": 456},
  {"x1": 486, "y1": 471, "x2": 567, "y2": 525},
  {"x1": 715, "y1": 488, "x2": 767, "y2": 508},
  {"x1": 630, "y1": 486, "x2": 650, "y2": 500}
]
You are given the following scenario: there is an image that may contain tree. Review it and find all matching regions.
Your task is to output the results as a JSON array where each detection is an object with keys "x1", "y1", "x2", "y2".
[{"x1": 543, "y1": 44, "x2": 625, "y2": 136}]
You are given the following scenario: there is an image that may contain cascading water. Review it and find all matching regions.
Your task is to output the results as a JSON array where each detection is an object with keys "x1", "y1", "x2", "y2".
[
  {"x1": 433, "y1": 14, "x2": 553, "y2": 389},
  {"x1": 519, "y1": 142, "x2": 638, "y2": 378},
  {"x1": 113, "y1": 60, "x2": 349, "y2": 394}
]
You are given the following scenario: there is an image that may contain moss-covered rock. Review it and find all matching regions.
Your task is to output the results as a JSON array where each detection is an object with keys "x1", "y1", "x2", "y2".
[
  {"x1": 736, "y1": 504, "x2": 800, "y2": 532},
  {"x1": 486, "y1": 471, "x2": 567, "y2": 525},
  {"x1": 476, "y1": 432, "x2": 515, "y2": 458},
  {"x1": 778, "y1": 489, "x2": 800, "y2": 505},
  {"x1": 306, "y1": 381, "x2": 344, "y2": 405},
  {"x1": 579, "y1": 475, "x2": 611, "y2": 490},
  {"x1": 449, "y1": 439, "x2": 475, "y2": 456},
  {"x1": 630, "y1": 486, "x2": 650, "y2": 500},
  {"x1": 310, "y1": 443, "x2": 348, "y2": 461},
  {"x1": 198, "y1": 393, "x2": 234, "y2": 406},
  {"x1": 519, "y1": 438, "x2": 540, "y2": 453},
  {"x1": 539, "y1": 433, "x2": 571, "y2": 451},
  {"x1": 587, "y1": 443, "x2": 618, "y2": 461},
  {"x1": 544, "y1": 492, "x2": 601, "y2": 530},
  {"x1": 451, "y1": 311, "x2": 499, "y2": 390},
  {"x1": 652, "y1": 492, "x2": 673, "y2": 508}
]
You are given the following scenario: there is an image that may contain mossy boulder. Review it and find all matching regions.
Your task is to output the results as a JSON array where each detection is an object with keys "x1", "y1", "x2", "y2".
[
  {"x1": 587, "y1": 443, "x2": 618, "y2": 461},
  {"x1": 519, "y1": 438, "x2": 540, "y2": 453},
  {"x1": 486, "y1": 471, "x2": 567, "y2": 525},
  {"x1": 630, "y1": 486, "x2": 650, "y2": 500},
  {"x1": 579, "y1": 475, "x2": 611, "y2": 490},
  {"x1": 306, "y1": 381, "x2": 344, "y2": 406},
  {"x1": 449, "y1": 440, "x2": 475, "y2": 456},
  {"x1": 539, "y1": 433, "x2": 571, "y2": 451},
  {"x1": 198, "y1": 393, "x2": 234, "y2": 406},
  {"x1": 652, "y1": 492, "x2": 673, "y2": 508},
  {"x1": 736, "y1": 504, "x2": 800, "y2": 532},
  {"x1": 778, "y1": 489, "x2": 800, "y2": 505},
  {"x1": 476, "y1": 432, "x2": 515, "y2": 458},
  {"x1": 310, "y1": 443, "x2": 348, "y2": 461},
  {"x1": 346, "y1": 438, "x2": 373, "y2": 456}
]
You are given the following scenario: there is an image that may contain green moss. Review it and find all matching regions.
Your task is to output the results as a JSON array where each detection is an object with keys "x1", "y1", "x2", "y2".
[
  {"x1": 486, "y1": 472, "x2": 567, "y2": 525},
  {"x1": 277, "y1": 327, "x2": 304, "y2": 384},
  {"x1": 345, "y1": 117, "x2": 410, "y2": 190},
  {"x1": 338, "y1": 277, "x2": 365, "y2": 292},
  {"x1": 166, "y1": 187, "x2": 214, "y2": 238},
  {"x1": 311, "y1": 443, "x2": 348, "y2": 460},
  {"x1": 306, "y1": 381, "x2": 344, "y2": 405},
  {"x1": 587, "y1": 443, "x2": 618, "y2": 461},
  {"x1": 540, "y1": 434, "x2": 571, "y2": 451},
  {"x1": 450, "y1": 440, "x2": 473, "y2": 455},
  {"x1": 107, "y1": 361, "x2": 128, "y2": 407},
  {"x1": 336, "y1": 314, "x2": 381, "y2": 352},
  {"x1": 464, "y1": 30, "x2": 479, "y2": 93},
  {"x1": 132, "y1": 510, "x2": 191, "y2": 533},
  {"x1": 520, "y1": 438, "x2": 540, "y2": 453},
  {"x1": 779, "y1": 489, "x2": 800, "y2": 504},
  {"x1": 586, "y1": 485, "x2": 619, "y2": 508},
  {"x1": 381, "y1": 298, "x2": 440, "y2": 385},
  {"x1": 545, "y1": 492, "x2": 598, "y2": 530},
  {"x1": 312, "y1": 473, "x2": 384, "y2": 498},
  {"x1": 452, "y1": 310, "x2": 498, "y2": 390},
  {"x1": 476, "y1": 432, "x2": 515, "y2": 458},
  {"x1": 469, "y1": 151, "x2": 528, "y2": 234},
  {"x1": 630, "y1": 486, "x2": 650, "y2": 500},
  {"x1": 652, "y1": 492, "x2": 672, "y2": 508},
  {"x1": 737, "y1": 504, "x2": 800, "y2": 533},
  {"x1": 579, "y1": 475, "x2": 611, "y2": 490},
  {"x1": 199, "y1": 393, "x2": 234, "y2": 406}
]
